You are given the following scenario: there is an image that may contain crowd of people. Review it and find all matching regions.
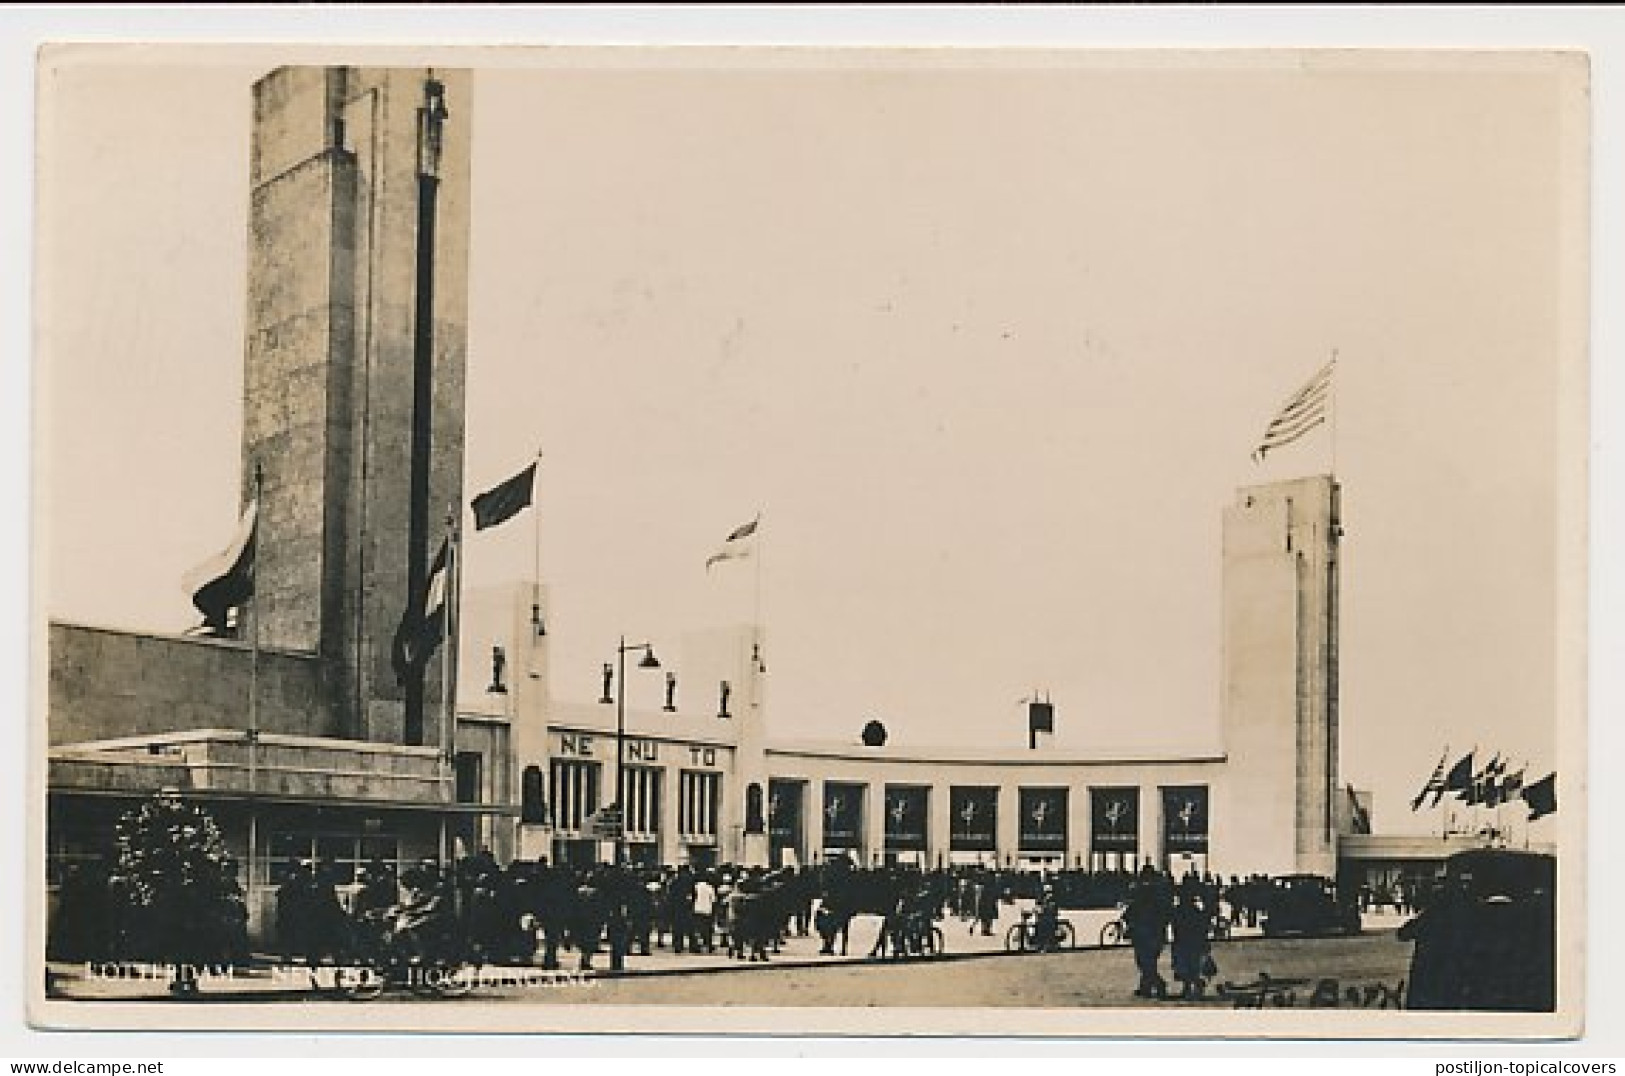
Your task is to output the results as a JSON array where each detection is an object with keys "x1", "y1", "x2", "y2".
[
  {"x1": 268, "y1": 853, "x2": 1301, "y2": 999},
  {"x1": 52, "y1": 848, "x2": 1393, "y2": 1002}
]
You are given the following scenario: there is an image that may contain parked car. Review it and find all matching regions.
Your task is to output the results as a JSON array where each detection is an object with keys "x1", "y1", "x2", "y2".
[
  {"x1": 1401, "y1": 849, "x2": 1555, "y2": 1011},
  {"x1": 1261, "y1": 874, "x2": 1362, "y2": 937}
]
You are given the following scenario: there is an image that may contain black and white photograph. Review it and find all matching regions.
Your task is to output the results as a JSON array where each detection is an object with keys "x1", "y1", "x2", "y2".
[{"x1": 28, "y1": 43, "x2": 1587, "y2": 1039}]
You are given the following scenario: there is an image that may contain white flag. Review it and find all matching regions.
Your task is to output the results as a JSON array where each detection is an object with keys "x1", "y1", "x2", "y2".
[{"x1": 706, "y1": 515, "x2": 760, "y2": 571}]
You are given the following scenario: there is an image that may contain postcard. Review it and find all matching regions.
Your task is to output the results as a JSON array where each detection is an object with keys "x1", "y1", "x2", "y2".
[{"x1": 30, "y1": 44, "x2": 1588, "y2": 1038}]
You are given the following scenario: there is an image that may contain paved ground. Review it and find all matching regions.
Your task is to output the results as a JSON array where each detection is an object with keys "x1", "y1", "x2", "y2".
[
  {"x1": 47, "y1": 904, "x2": 1415, "y2": 1006},
  {"x1": 490, "y1": 930, "x2": 1412, "y2": 1009}
]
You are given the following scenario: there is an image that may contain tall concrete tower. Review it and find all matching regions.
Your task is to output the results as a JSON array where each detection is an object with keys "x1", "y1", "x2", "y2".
[
  {"x1": 239, "y1": 67, "x2": 471, "y2": 746},
  {"x1": 1218, "y1": 475, "x2": 1341, "y2": 876}
]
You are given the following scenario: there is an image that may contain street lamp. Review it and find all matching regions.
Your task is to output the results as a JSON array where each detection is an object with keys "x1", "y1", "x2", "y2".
[{"x1": 611, "y1": 635, "x2": 660, "y2": 865}]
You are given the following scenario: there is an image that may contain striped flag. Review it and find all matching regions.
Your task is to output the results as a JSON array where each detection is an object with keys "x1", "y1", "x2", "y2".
[
  {"x1": 391, "y1": 537, "x2": 450, "y2": 684},
  {"x1": 706, "y1": 515, "x2": 760, "y2": 572},
  {"x1": 1252, "y1": 358, "x2": 1334, "y2": 462},
  {"x1": 182, "y1": 499, "x2": 259, "y2": 634},
  {"x1": 1410, "y1": 747, "x2": 1450, "y2": 812}
]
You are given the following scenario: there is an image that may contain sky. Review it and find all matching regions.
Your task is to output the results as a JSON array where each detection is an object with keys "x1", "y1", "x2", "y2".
[{"x1": 36, "y1": 48, "x2": 1584, "y2": 838}]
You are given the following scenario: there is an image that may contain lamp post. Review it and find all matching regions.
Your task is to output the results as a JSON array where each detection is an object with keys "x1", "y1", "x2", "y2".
[{"x1": 612, "y1": 635, "x2": 660, "y2": 865}]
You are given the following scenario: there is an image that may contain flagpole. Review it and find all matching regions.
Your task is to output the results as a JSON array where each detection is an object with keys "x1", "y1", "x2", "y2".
[
  {"x1": 532, "y1": 447, "x2": 544, "y2": 590},
  {"x1": 441, "y1": 510, "x2": 461, "y2": 863},
  {"x1": 246, "y1": 462, "x2": 262, "y2": 923},
  {"x1": 753, "y1": 512, "x2": 764, "y2": 682},
  {"x1": 1329, "y1": 348, "x2": 1339, "y2": 479}
]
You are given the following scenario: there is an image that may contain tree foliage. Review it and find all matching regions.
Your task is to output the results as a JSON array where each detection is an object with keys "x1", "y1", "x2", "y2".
[{"x1": 113, "y1": 791, "x2": 249, "y2": 966}]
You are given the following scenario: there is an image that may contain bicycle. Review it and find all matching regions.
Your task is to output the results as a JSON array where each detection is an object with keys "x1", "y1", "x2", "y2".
[
  {"x1": 1004, "y1": 910, "x2": 1075, "y2": 953},
  {"x1": 1099, "y1": 907, "x2": 1130, "y2": 947},
  {"x1": 329, "y1": 915, "x2": 479, "y2": 1001}
]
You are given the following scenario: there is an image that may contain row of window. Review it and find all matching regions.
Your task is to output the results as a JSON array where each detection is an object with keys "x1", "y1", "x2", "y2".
[{"x1": 527, "y1": 760, "x2": 721, "y2": 840}]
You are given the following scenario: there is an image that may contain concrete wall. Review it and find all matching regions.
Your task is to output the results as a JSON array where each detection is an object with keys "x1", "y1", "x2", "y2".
[{"x1": 48, "y1": 622, "x2": 333, "y2": 745}]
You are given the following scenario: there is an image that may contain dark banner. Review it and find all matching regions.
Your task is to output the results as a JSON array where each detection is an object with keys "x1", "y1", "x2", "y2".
[
  {"x1": 1161, "y1": 785, "x2": 1210, "y2": 853},
  {"x1": 1091, "y1": 787, "x2": 1139, "y2": 853},
  {"x1": 768, "y1": 779, "x2": 803, "y2": 848},
  {"x1": 822, "y1": 782, "x2": 865, "y2": 847},
  {"x1": 1019, "y1": 787, "x2": 1068, "y2": 851},
  {"x1": 949, "y1": 786, "x2": 998, "y2": 851},
  {"x1": 884, "y1": 785, "x2": 930, "y2": 851}
]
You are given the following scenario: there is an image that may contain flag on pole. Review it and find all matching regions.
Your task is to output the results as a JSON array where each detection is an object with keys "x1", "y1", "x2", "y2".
[
  {"x1": 1438, "y1": 750, "x2": 1474, "y2": 806},
  {"x1": 1252, "y1": 358, "x2": 1334, "y2": 462},
  {"x1": 1467, "y1": 753, "x2": 1502, "y2": 806},
  {"x1": 706, "y1": 515, "x2": 760, "y2": 571},
  {"x1": 182, "y1": 500, "x2": 259, "y2": 633},
  {"x1": 392, "y1": 537, "x2": 450, "y2": 683},
  {"x1": 1501, "y1": 765, "x2": 1526, "y2": 804},
  {"x1": 1521, "y1": 772, "x2": 1557, "y2": 821},
  {"x1": 1410, "y1": 748, "x2": 1450, "y2": 811},
  {"x1": 471, "y1": 460, "x2": 537, "y2": 531}
]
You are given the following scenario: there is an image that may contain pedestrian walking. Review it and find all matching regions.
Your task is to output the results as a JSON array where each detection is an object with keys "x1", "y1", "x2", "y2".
[{"x1": 1125, "y1": 865, "x2": 1173, "y2": 1000}]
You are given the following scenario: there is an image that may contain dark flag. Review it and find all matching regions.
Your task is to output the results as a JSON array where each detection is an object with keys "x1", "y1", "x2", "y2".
[
  {"x1": 1411, "y1": 748, "x2": 1450, "y2": 811},
  {"x1": 391, "y1": 537, "x2": 450, "y2": 683},
  {"x1": 949, "y1": 787, "x2": 998, "y2": 851},
  {"x1": 1521, "y1": 772, "x2": 1557, "y2": 821},
  {"x1": 1438, "y1": 750, "x2": 1475, "y2": 806},
  {"x1": 1091, "y1": 787, "x2": 1140, "y2": 853},
  {"x1": 182, "y1": 500, "x2": 258, "y2": 633},
  {"x1": 1502, "y1": 766, "x2": 1526, "y2": 804},
  {"x1": 471, "y1": 460, "x2": 537, "y2": 531}
]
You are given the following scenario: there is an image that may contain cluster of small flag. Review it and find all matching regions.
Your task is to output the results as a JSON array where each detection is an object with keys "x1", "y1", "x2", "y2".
[{"x1": 1410, "y1": 749, "x2": 1557, "y2": 821}]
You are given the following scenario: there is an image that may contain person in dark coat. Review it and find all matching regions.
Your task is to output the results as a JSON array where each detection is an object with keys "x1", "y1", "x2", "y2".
[
  {"x1": 1125, "y1": 865, "x2": 1174, "y2": 999},
  {"x1": 1399, "y1": 879, "x2": 1470, "y2": 1009},
  {"x1": 974, "y1": 872, "x2": 1000, "y2": 937},
  {"x1": 667, "y1": 864, "x2": 697, "y2": 954},
  {"x1": 571, "y1": 870, "x2": 607, "y2": 972},
  {"x1": 531, "y1": 859, "x2": 573, "y2": 971},
  {"x1": 1170, "y1": 890, "x2": 1213, "y2": 999}
]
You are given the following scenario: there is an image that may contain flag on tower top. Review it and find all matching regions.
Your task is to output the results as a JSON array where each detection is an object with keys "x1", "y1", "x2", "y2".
[
  {"x1": 471, "y1": 460, "x2": 537, "y2": 531},
  {"x1": 1252, "y1": 358, "x2": 1334, "y2": 462},
  {"x1": 706, "y1": 515, "x2": 760, "y2": 571}
]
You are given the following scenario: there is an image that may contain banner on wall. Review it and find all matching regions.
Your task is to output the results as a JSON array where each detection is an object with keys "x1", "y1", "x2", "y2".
[
  {"x1": 883, "y1": 785, "x2": 930, "y2": 851},
  {"x1": 1161, "y1": 785, "x2": 1210, "y2": 854},
  {"x1": 1019, "y1": 787, "x2": 1068, "y2": 852},
  {"x1": 1090, "y1": 786, "x2": 1139, "y2": 853},
  {"x1": 822, "y1": 782, "x2": 864, "y2": 847},
  {"x1": 949, "y1": 786, "x2": 998, "y2": 851},
  {"x1": 769, "y1": 779, "x2": 803, "y2": 848}
]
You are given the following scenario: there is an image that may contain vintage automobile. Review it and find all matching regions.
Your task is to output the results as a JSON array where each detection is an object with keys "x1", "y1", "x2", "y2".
[
  {"x1": 1261, "y1": 874, "x2": 1362, "y2": 937},
  {"x1": 1401, "y1": 848, "x2": 1556, "y2": 1011}
]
